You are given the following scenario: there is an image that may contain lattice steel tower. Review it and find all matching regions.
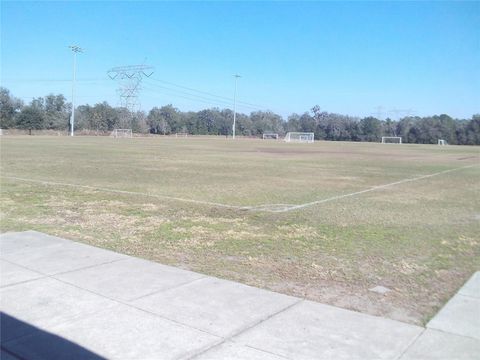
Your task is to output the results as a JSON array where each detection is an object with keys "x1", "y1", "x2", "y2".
[{"x1": 107, "y1": 65, "x2": 154, "y2": 128}]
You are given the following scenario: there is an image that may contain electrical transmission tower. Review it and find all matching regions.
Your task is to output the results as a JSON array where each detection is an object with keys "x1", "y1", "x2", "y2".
[
  {"x1": 107, "y1": 65, "x2": 154, "y2": 128},
  {"x1": 388, "y1": 108, "x2": 415, "y2": 120},
  {"x1": 372, "y1": 105, "x2": 384, "y2": 120}
]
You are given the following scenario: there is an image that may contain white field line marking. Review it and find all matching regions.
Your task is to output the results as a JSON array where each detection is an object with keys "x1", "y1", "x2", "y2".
[
  {"x1": 272, "y1": 164, "x2": 479, "y2": 213},
  {"x1": 1, "y1": 164, "x2": 477, "y2": 213},
  {"x1": 1, "y1": 176, "x2": 253, "y2": 211}
]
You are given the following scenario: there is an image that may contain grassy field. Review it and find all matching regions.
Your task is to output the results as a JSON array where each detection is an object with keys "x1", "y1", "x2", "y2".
[{"x1": 1, "y1": 135, "x2": 479, "y2": 325}]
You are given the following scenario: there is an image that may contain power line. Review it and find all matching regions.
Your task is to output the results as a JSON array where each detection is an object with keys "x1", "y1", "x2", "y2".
[
  {"x1": 147, "y1": 76, "x2": 264, "y2": 108},
  {"x1": 141, "y1": 84, "x2": 260, "y2": 112},
  {"x1": 16, "y1": 94, "x2": 114, "y2": 100},
  {"x1": 1, "y1": 78, "x2": 108, "y2": 83},
  {"x1": 141, "y1": 84, "x2": 240, "y2": 109},
  {"x1": 143, "y1": 78, "x2": 281, "y2": 113},
  {"x1": 142, "y1": 80, "x2": 248, "y2": 109}
]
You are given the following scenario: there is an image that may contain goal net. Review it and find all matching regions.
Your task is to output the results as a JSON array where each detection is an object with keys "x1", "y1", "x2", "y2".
[
  {"x1": 284, "y1": 132, "x2": 314, "y2": 143},
  {"x1": 381, "y1": 136, "x2": 402, "y2": 144},
  {"x1": 438, "y1": 139, "x2": 448, "y2": 146},
  {"x1": 262, "y1": 133, "x2": 278, "y2": 140},
  {"x1": 111, "y1": 129, "x2": 133, "y2": 138}
]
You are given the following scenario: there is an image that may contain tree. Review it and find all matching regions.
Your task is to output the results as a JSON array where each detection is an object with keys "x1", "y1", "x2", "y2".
[
  {"x1": 234, "y1": 112, "x2": 252, "y2": 136},
  {"x1": 16, "y1": 99, "x2": 45, "y2": 134},
  {"x1": 0, "y1": 87, "x2": 23, "y2": 128},
  {"x1": 455, "y1": 120, "x2": 469, "y2": 145},
  {"x1": 286, "y1": 113, "x2": 301, "y2": 133},
  {"x1": 465, "y1": 115, "x2": 480, "y2": 145},
  {"x1": 311, "y1": 106, "x2": 360, "y2": 141},
  {"x1": 196, "y1": 109, "x2": 220, "y2": 135},
  {"x1": 384, "y1": 118, "x2": 397, "y2": 137},
  {"x1": 250, "y1": 111, "x2": 284, "y2": 136},
  {"x1": 76, "y1": 102, "x2": 119, "y2": 132},
  {"x1": 44, "y1": 94, "x2": 70, "y2": 130},
  {"x1": 299, "y1": 112, "x2": 315, "y2": 133},
  {"x1": 436, "y1": 114, "x2": 458, "y2": 144},
  {"x1": 147, "y1": 106, "x2": 174, "y2": 134},
  {"x1": 182, "y1": 111, "x2": 197, "y2": 135},
  {"x1": 75, "y1": 104, "x2": 92, "y2": 130},
  {"x1": 396, "y1": 117, "x2": 416, "y2": 143},
  {"x1": 131, "y1": 110, "x2": 148, "y2": 134},
  {"x1": 359, "y1": 117, "x2": 382, "y2": 142},
  {"x1": 219, "y1": 109, "x2": 233, "y2": 136}
]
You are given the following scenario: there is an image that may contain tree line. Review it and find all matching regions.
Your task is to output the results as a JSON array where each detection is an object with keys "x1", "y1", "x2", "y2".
[{"x1": 1, "y1": 87, "x2": 479, "y2": 145}]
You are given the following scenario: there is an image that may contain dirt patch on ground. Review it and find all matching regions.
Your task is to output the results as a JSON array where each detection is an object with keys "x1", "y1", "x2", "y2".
[
  {"x1": 197, "y1": 251, "x2": 425, "y2": 325},
  {"x1": 457, "y1": 156, "x2": 478, "y2": 160},
  {"x1": 251, "y1": 147, "x2": 421, "y2": 157},
  {"x1": 268, "y1": 279, "x2": 421, "y2": 325}
]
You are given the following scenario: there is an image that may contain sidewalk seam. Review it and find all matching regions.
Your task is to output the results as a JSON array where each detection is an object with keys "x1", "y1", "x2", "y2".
[
  {"x1": 127, "y1": 275, "x2": 209, "y2": 302},
  {"x1": 186, "y1": 299, "x2": 303, "y2": 360},
  {"x1": 394, "y1": 328, "x2": 425, "y2": 360},
  {"x1": 423, "y1": 327, "x2": 480, "y2": 342},
  {"x1": 49, "y1": 257, "x2": 128, "y2": 277},
  {"x1": 49, "y1": 276, "x2": 223, "y2": 338}
]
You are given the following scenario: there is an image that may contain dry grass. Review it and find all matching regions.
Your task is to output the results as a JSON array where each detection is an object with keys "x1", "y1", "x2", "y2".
[{"x1": 1, "y1": 135, "x2": 479, "y2": 325}]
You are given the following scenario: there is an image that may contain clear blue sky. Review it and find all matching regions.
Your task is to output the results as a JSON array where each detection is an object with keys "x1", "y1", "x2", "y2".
[{"x1": 1, "y1": 1, "x2": 479, "y2": 119}]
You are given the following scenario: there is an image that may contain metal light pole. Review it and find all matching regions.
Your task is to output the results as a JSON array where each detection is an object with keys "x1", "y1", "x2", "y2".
[
  {"x1": 232, "y1": 74, "x2": 241, "y2": 139},
  {"x1": 68, "y1": 45, "x2": 83, "y2": 136}
]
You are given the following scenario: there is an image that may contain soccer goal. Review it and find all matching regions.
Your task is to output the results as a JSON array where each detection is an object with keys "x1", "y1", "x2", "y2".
[
  {"x1": 111, "y1": 129, "x2": 133, "y2": 138},
  {"x1": 284, "y1": 132, "x2": 314, "y2": 143},
  {"x1": 262, "y1": 133, "x2": 278, "y2": 140},
  {"x1": 438, "y1": 139, "x2": 448, "y2": 146},
  {"x1": 175, "y1": 132, "x2": 188, "y2": 138},
  {"x1": 381, "y1": 136, "x2": 402, "y2": 144}
]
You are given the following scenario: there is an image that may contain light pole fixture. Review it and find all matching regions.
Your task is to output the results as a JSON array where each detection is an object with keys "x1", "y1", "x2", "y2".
[
  {"x1": 68, "y1": 45, "x2": 83, "y2": 136},
  {"x1": 232, "y1": 74, "x2": 241, "y2": 139}
]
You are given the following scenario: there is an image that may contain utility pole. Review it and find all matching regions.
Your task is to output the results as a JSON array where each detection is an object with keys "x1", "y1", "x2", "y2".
[
  {"x1": 68, "y1": 45, "x2": 83, "y2": 136},
  {"x1": 232, "y1": 74, "x2": 241, "y2": 139}
]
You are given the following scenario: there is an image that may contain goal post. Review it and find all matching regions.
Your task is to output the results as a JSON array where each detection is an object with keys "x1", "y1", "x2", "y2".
[
  {"x1": 111, "y1": 129, "x2": 133, "y2": 138},
  {"x1": 284, "y1": 132, "x2": 314, "y2": 143},
  {"x1": 438, "y1": 139, "x2": 448, "y2": 146},
  {"x1": 262, "y1": 133, "x2": 278, "y2": 140},
  {"x1": 381, "y1": 136, "x2": 402, "y2": 144}
]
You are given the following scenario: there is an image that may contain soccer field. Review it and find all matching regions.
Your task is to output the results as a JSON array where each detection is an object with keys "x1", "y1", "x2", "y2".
[{"x1": 1, "y1": 136, "x2": 479, "y2": 325}]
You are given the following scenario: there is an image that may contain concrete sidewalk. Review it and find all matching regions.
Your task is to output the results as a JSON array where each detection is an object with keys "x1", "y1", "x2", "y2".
[{"x1": 1, "y1": 231, "x2": 478, "y2": 359}]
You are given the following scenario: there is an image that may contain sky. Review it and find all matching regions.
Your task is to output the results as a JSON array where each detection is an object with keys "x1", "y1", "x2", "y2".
[{"x1": 1, "y1": 1, "x2": 479, "y2": 119}]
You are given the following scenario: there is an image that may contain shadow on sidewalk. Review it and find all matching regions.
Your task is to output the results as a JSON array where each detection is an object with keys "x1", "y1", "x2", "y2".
[{"x1": 1, "y1": 312, "x2": 105, "y2": 360}]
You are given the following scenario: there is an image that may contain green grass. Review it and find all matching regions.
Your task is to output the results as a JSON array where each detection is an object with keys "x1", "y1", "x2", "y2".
[{"x1": 1, "y1": 135, "x2": 479, "y2": 325}]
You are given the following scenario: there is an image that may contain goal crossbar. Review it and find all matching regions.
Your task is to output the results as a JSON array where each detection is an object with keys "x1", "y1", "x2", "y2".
[
  {"x1": 284, "y1": 132, "x2": 314, "y2": 143},
  {"x1": 381, "y1": 136, "x2": 402, "y2": 144},
  {"x1": 262, "y1": 133, "x2": 278, "y2": 140},
  {"x1": 111, "y1": 129, "x2": 133, "y2": 138}
]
